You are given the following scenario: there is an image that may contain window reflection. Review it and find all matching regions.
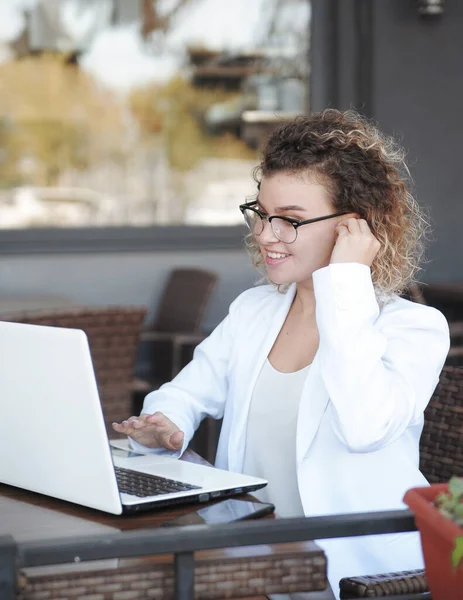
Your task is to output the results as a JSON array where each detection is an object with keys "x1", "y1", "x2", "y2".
[{"x1": 0, "y1": 0, "x2": 310, "y2": 229}]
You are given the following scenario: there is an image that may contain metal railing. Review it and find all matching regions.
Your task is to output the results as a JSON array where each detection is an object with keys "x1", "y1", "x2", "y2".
[{"x1": 0, "y1": 509, "x2": 429, "y2": 600}]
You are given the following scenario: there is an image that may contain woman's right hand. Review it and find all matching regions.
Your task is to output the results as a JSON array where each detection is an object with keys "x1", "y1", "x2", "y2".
[{"x1": 112, "y1": 412, "x2": 184, "y2": 450}]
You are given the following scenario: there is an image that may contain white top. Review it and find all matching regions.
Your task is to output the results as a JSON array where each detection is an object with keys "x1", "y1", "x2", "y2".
[{"x1": 242, "y1": 358, "x2": 310, "y2": 518}]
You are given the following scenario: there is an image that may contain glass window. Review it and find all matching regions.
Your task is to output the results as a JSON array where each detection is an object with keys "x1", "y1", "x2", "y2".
[{"x1": 0, "y1": 0, "x2": 310, "y2": 229}]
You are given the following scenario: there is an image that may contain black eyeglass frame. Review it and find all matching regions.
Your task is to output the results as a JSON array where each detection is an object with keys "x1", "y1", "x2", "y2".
[{"x1": 239, "y1": 200, "x2": 349, "y2": 243}]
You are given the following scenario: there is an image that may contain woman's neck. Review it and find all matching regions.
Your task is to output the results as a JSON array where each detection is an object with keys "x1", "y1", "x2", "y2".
[{"x1": 293, "y1": 281, "x2": 316, "y2": 319}]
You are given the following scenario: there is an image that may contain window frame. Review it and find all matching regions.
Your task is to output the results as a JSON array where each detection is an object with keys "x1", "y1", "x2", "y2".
[{"x1": 0, "y1": 225, "x2": 247, "y2": 255}]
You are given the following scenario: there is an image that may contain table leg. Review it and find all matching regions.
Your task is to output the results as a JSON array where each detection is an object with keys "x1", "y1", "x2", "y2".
[
  {"x1": 175, "y1": 551, "x2": 195, "y2": 600},
  {"x1": 0, "y1": 536, "x2": 16, "y2": 600}
]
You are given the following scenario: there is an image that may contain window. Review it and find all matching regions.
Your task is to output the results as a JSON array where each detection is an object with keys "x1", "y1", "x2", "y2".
[{"x1": 0, "y1": 0, "x2": 310, "y2": 230}]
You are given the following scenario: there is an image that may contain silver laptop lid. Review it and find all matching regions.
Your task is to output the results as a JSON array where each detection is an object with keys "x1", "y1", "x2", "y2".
[{"x1": 0, "y1": 321, "x2": 122, "y2": 514}]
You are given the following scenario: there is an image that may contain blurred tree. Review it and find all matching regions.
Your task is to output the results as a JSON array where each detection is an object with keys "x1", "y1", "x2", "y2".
[
  {"x1": 130, "y1": 85, "x2": 163, "y2": 137},
  {"x1": 0, "y1": 1, "x2": 308, "y2": 184},
  {"x1": 0, "y1": 53, "x2": 127, "y2": 187},
  {"x1": 141, "y1": 0, "x2": 193, "y2": 38},
  {"x1": 141, "y1": 0, "x2": 309, "y2": 49},
  {"x1": 130, "y1": 75, "x2": 257, "y2": 172},
  {"x1": 133, "y1": 0, "x2": 310, "y2": 169}
]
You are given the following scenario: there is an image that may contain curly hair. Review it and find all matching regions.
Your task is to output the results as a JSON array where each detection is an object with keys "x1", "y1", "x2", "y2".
[{"x1": 247, "y1": 109, "x2": 429, "y2": 298}]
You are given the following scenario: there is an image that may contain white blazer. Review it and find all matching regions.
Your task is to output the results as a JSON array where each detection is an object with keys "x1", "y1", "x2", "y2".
[{"x1": 139, "y1": 263, "x2": 450, "y2": 597}]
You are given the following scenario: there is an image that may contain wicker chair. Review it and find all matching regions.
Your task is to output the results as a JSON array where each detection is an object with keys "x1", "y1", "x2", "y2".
[
  {"x1": 417, "y1": 282, "x2": 463, "y2": 322},
  {"x1": 404, "y1": 283, "x2": 463, "y2": 367},
  {"x1": 132, "y1": 267, "x2": 219, "y2": 462},
  {"x1": 137, "y1": 267, "x2": 218, "y2": 383},
  {"x1": 0, "y1": 306, "x2": 147, "y2": 437},
  {"x1": 339, "y1": 365, "x2": 463, "y2": 598},
  {"x1": 133, "y1": 267, "x2": 218, "y2": 401}
]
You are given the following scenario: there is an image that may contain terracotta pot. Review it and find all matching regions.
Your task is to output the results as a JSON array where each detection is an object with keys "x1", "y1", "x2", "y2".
[{"x1": 403, "y1": 483, "x2": 463, "y2": 600}]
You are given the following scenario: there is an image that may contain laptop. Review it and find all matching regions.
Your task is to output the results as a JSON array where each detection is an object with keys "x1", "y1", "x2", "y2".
[{"x1": 0, "y1": 320, "x2": 267, "y2": 515}]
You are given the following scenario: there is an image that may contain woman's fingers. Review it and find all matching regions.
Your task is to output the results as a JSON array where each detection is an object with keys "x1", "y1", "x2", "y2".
[
  {"x1": 112, "y1": 415, "x2": 141, "y2": 435},
  {"x1": 145, "y1": 412, "x2": 183, "y2": 449},
  {"x1": 357, "y1": 219, "x2": 371, "y2": 234},
  {"x1": 111, "y1": 412, "x2": 184, "y2": 450},
  {"x1": 128, "y1": 418, "x2": 147, "y2": 429},
  {"x1": 337, "y1": 217, "x2": 362, "y2": 234},
  {"x1": 338, "y1": 217, "x2": 372, "y2": 236},
  {"x1": 335, "y1": 223, "x2": 349, "y2": 239},
  {"x1": 112, "y1": 421, "x2": 128, "y2": 433},
  {"x1": 169, "y1": 430, "x2": 185, "y2": 450},
  {"x1": 331, "y1": 217, "x2": 380, "y2": 266},
  {"x1": 144, "y1": 412, "x2": 168, "y2": 424}
]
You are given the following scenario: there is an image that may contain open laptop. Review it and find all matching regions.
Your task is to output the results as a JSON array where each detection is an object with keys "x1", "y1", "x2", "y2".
[{"x1": 0, "y1": 320, "x2": 267, "y2": 514}]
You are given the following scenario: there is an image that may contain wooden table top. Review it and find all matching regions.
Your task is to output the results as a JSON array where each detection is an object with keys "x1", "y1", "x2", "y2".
[
  {"x1": 0, "y1": 448, "x2": 328, "y2": 599},
  {"x1": 0, "y1": 449, "x2": 220, "y2": 536}
]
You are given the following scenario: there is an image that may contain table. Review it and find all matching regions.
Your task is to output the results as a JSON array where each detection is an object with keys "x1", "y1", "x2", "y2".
[
  {"x1": 0, "y1": 294, "x2": 74, "y2": 313},
  {"x1": 0, "y1": 449, "x2": 328, "y2": 600}
]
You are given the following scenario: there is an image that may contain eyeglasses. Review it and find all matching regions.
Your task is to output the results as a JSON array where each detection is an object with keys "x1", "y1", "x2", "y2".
[{"x1": 239, "y1": 200, "x2": 349, "y2": 244}]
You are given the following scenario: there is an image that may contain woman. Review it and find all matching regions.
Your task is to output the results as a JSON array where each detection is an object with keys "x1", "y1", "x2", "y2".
[{"x1": 113, "y1": 109, "x2": 449, "y2": 598}]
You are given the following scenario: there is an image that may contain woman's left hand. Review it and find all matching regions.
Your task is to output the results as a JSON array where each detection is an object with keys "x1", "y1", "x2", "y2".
[{"x1": 330, "y1": 217, "x2": 380, "y2": 267}]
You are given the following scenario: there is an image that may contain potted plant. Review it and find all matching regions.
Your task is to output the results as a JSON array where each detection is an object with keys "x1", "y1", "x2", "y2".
[{"x1": 403, "y1": 476, "x2": 463, "y2": 600}]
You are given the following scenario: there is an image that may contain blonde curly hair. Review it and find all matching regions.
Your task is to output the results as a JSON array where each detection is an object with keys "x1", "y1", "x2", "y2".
[{"x1": 247, "y1": 108, "x2": 429, "y2": 298}]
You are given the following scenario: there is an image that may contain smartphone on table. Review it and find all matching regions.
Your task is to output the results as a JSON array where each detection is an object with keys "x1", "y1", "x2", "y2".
[{"x1": 161, "y1": 498, "x2": 275, "y2": 527}]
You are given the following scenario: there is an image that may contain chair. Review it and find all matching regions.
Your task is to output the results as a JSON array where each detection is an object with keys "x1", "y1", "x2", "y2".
[
  {"x1": 339, "y1": 365, "x2": 463, "y2": 597},
  {"x1": 133, "y1": 268, "x2": 219, "y2": 461},
  {"x1": 417, "y1": 282, "x2": 463, "y2": 322},
  {"x1": 405, "y1": 283, "x2": 463, "y2": 366},
  {"x1": 419, "y1": 365, "x2": 463, "y2": 483},
  {"x1": 134, "y1": 267, "x2": 218, "y2": 390},
  {"x1": 446, "y1": 320, "x2": 463, "y2": 366},
  {"x1": 0, "y1": 305, "x2": 147, "y2": 438}
]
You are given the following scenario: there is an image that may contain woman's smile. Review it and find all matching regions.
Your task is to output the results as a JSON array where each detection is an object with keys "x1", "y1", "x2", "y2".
[{"x1": 264, "y1": 250, "x2": 291, "y2": 266}]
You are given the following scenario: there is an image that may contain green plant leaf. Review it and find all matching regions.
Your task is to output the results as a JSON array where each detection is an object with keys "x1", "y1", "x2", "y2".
[
  {"x1": 451, "y1": 536, "x2": 463, "y2": 570},
  {"x1": 449, "y1": 477, "x2": 463, "y2": 498},
  {"x1": 436, "y1": 491, "x2": 451, "y2": 506},
  {"x1": 454, "y1": 504, "x2": 463, "y2": 519}
]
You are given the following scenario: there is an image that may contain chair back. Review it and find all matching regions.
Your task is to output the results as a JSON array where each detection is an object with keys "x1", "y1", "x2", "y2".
[
  {"x1": 0, "y1": 306, "x2": 146, "y2": 436},
  {"x1": 420, "y1": 365, "x2": 463, "y2": 483},
  {"x1": 153, "y1": 268, "x2": 218, "y2": 333},
  {"x1": 419, "y1": 283, "x2": 463, "y2": 322},
  {"x1": 405, "y1": 284, "x2": 463, "y2": 366}
]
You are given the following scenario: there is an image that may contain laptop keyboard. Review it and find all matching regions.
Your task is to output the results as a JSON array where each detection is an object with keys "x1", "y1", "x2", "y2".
[{"x1": 115, "y1": 466, "x2": 202, "y2": 498}]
